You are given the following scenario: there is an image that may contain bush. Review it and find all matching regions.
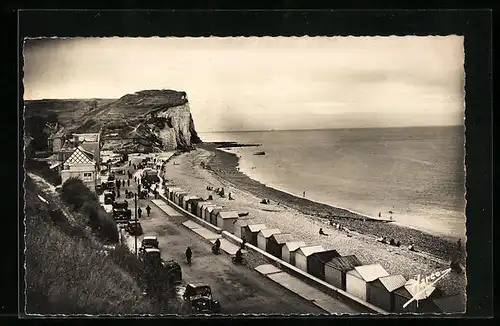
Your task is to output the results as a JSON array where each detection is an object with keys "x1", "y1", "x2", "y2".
[
  {"x1": 25, "y1": 159, "x2": 62, "y2": 186},
  {"x1": 61, "y1": 178, "x2": 118, "y2": 243}
]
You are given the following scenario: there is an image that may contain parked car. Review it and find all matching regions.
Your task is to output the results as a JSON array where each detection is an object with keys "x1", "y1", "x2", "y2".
[
  {"x1": 126, "y1": 221, "x2": 143, "y2": 236},
  {"x1": 140, "y1": 236, "x2": 159, "y2": 251},
  {"x1": 104, "y1": 191, "x2": 115, "y2": 205},
  {"x1": 182, "y1": 283, "x2": 221, "y2": 314}
]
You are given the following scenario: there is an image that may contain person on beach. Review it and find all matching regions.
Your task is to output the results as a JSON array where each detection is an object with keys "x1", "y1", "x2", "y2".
[
  {"x1": 303, "y1": 191, "x2": 306, "y2": 198},
  {"x1": 127, "y1": 179, "x2": 130, "y2": 187},
  {"x1": 389, "y1": 238, "x2": 395, "y2": 246},
  {"x1": 396, "y1": 240, "x2": 401, "y2": 247},
  {"x1": 319, "y1": 228, "x2": 328, "y2": 236},
  {"x1": 146, "y1": 205, "x2": 151, "y2": 217},
  {"x1": 408, "y1": 243, "x2": 415, "y2": 251},
  {"x1": 378, "y1": 212, "x2": 381, "y2": 218},
  {"x1": 137, "y1": 207, "x2": 142, "y2": 219}
]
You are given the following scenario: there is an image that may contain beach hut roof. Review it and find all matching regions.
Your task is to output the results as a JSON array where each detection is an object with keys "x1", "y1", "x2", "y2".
[
  {"x1": 378, "y1": 275, "x2": 407, "y2": 292},
  {"x1": 270, "y1": 233, "x2": 294, "y2": 244},
  {"x1": 212, "y1": 208, "x2": 222, "y2": 216},
  {"x1": 207, "y1": 206, "x2": 222, "y2": 213},
  {"x1": 403, "y1": 279, "x2": 436, "y2": 300},
  {"x1": 247, "y1": 224, "x2": 267, "y2": 233},
  {"x1": 218, "y1": 211, "x2": 239, "y2": 219},
  {"x1": 283, "y1": 241, "x2": 306, "y2": 252},
  {"x1": 186, "y1": 197, "x2": 203, "y2": 203},
  {"x1": 310, "y1": 250, "x2": 340, "y2": 263},
  {"x1": 297, "y1": 245, "x2": 325, "y2": 257},
  {"x1": 325, "y1": 255, "x2": 363, "y2": 272},
  {"x1": 432, "y1": 295, "x2": 465, "y2": 313},
  {"x1": 198, "y1": 201, "x2": 213, "y2": 207},
  {"x1": 183, "y1": 195, "x2": 199, "y2": 201},
  {"x1": 349, "y1": 264, "x2": 390, "y2": 283},
  {"x1": 235, "y1": 219, "x2": 254, "y2": 227},
  {"x1": 258, "y1": 228, "x2": 281, "y2": 238}
]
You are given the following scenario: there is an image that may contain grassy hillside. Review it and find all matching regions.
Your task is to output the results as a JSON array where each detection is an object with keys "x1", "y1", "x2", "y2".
[{"x1": 24, "y1": 176, "x2": 178, "y2": 314}]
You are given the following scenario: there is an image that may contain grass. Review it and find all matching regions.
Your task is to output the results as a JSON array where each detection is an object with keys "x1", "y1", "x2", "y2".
[
  {"x1": 61, "y1": 178, "x2": 119, "y2": 244},
  {"x1": 25, "y1": 179, "x2": 162, "y2": 315}
]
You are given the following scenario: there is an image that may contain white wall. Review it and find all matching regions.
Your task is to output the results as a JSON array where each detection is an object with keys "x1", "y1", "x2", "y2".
[
  {"x1": 295, "y1": 252, "x2": 308, "y2": 272},
  {"x1": 257, "y1": 234, "x2": 267, "y2": 251},
  {"x1": 346, "y1": 274, "x2": 367, "y2": 301},
  {"x1": 282, "y1": 246, "x2": 291, "y2": 263}
]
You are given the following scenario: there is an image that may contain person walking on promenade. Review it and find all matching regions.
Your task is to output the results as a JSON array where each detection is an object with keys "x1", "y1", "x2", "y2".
[
  {"x1": 240, "y1": 237, "x2": 246, "y2": 250},
  {"x1": 138, "y1": 207, "x2": 142, "y2": 219},
  {"x1": 146, "y1": 205, "x2": 151, "y2": 217},
  {"x1": 127, "y1": 179, "x2": 130, "y2": 187},
  {"x1": 185, "y1": 247, "x2": 192, "y2": 265}
]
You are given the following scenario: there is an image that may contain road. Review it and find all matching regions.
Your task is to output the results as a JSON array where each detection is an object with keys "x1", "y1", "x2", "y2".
[{"x1": 114, "y1": 168, "x2": 324, "y2": 314}]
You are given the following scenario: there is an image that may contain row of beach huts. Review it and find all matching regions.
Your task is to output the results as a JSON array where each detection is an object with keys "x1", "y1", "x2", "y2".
[{"x1": 164, "y1": 186, "x2": 463, "y2": 314}]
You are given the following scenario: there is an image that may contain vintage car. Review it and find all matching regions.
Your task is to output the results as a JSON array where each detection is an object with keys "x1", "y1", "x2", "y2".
[
  {"x1": 126, "y1": 220, "x2": 143, "y2": 236},
  {"x1": 182, "y1": 283, "x2": 221, "y2": 314},
  {"x1": 113, "y1": 208, "x2": 132, "y2": 220},
  {"x1": 103, "y1": 191, "x2": 115, "y2": 205},
  {"x1": 140, "y1": 236, "x2": 159, "y2": 251}
]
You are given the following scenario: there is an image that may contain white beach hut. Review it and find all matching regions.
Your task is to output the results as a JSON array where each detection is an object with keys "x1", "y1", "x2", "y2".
[
  {"x1": 173, "y1": 190, "x2": 187, "y2": 206},
  {"x1": 216, "y1": 211, "x2": 239, "y2": 231},
  {"x1": 196, "y1": 201, "x2": 213, "y2": 218},
  {"x1": 232, "y1": 218, "x2": 254, "y2": 239},
  {"x1": 181, "y1": 195, "x2": 199, "y2": 211},
  {"x1": 205, "y1": 205, "x2": 222, "y2": 223},
  {"x1": 201, "y1": 203, "x2": 217, "y2": 221},
  {"x1": 294, "y1": 245, "x2": 325, "y2": 272},
  {"x1": 281, "y1": 241, "x2": 306, "y2": 265},
  {"x1": 345, "y1": 263, "x2": 390, "y2": 301},
  {"x1": 256, "y1": 228, "x2": 281, "y2": 252}
]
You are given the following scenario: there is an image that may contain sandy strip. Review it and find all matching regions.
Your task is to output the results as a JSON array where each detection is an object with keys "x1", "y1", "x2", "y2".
[{"x1": 162, "y1": 147, "x2": 466, "y2": 297}]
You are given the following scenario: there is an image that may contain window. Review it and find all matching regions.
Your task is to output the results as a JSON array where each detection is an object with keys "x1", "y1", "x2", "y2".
[{"x1": 83, "y1": 172, "x2": 93, "y2": 181}]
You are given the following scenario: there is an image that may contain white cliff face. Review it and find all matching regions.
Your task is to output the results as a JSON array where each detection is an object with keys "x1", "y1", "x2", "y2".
[{"x1": 154, "y1": 103, "x2": 193, "y2": 150}]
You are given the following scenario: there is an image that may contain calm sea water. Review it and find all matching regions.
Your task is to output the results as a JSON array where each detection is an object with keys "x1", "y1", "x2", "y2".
[{"x1": 199, "y1": 126, "x2": 466, "y2": 240}]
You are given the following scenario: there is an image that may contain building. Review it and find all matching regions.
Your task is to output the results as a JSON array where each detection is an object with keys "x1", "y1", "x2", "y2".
[
  {"x1": 257, "y1": 229, "x2": 281, "y2": 252},
  {"x1": 47, "y1": 127, "x2": 66, "y2": 153},
  {"x1": 267, "y1": 233, "x2": 294, "y2": 258},
  {"x1": 242, "y1": 224, "x2": 267, "y2": 246},
  {"x1": 60, "y1": 146, "x2": 98, "y2": 191},
  {"x1": 307, "y1": 250, "x2": 341, "y2": 281},
  {"x1": 186, "y1": 197, "x2": 203, "y2": 214},
  {"x1": 432, "y1": 294, "x2": 465, "y2": 314},
  {"x1": 216, "y1": 211, "x2": 239, "y2": 231},
  {"x1": 232, "y1": 218, "x2": 254, "y2": 239},
  {"x1": 324, "y1": 255, "x2": 363, "y2": 291},
  {"x1": 195, "y1": 201, "x2": 212, "y2": 218},
  {"x1": 73, "y1": 133, "x2": 101, "y2": 164},
  {"x1": 345, "y1": 264, "x2": 390, "y2": 301},
  {"x1": 294, "y1": 245, "x2": 325, "y2": 272},
  {"x1": 367, "y1": 274, "x2": 407, "y2": 312},
  {"x1": 393, "y1": 278, "x2": 442, "y2": 313},
  {"x1": 210, "y1": 208, "x2": 221, "y2": 226},
  {"x1": 205, "y1": 205, "x2": 222, "y2": 223},
  {"x1": 281, "y1": 241, "x2": 306, "y2": 265}
]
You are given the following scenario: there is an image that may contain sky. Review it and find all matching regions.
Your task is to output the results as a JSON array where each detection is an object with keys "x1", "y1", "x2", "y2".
[{"x1": 23, "y1": 37, "x2": 465, "y2": 132}]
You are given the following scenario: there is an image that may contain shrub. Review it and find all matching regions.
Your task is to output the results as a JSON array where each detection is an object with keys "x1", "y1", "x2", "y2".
[{"x1": 61, "y1": 178, "x2": 118, "y2": 243}]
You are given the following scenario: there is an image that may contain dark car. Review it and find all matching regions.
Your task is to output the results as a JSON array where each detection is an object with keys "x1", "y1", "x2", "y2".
[
  {"x1": 126, "y1": 221, "x2": 143, "y2": 236},
  {"x1": 182, "y1": 283, "x2": 221, "y2": 314},
  {"x1": 104, "y1": 191, "x2": 115, "y2": 205}
]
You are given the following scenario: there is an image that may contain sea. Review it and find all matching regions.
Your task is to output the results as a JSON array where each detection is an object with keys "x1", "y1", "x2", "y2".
[{"x1": 198, "y1": 126, "x2": 466, "y2": 241}]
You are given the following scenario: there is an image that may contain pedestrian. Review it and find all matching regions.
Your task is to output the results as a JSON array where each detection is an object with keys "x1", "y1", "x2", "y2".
[
  {"x1": 146, "y1": 205, "x2": 151, "y2": 217},
  {"x1": 122, "y1": 180, "x2": 125, "y2": 187},
  {"x1": 378, "y1": 212, "x2": 381, "y2": 218},
  {"x1": 241, "y1": 237, "x2": 246, "y2": 250},
  {"x1": 303, "y1": 191, "x2": 306, "y2": 198},
  {"x1": 138, "y1": 207, "x2": 142, "y2": 219},
  {"x1": 127, "y1": 179, "x2": 130, "y2": 187},
  {"x1": 457, "y1": 238, "x2": 462, "y2": 252}
]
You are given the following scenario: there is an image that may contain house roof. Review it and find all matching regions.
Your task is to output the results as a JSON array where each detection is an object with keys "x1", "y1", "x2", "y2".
[
  {"x1": 325, "y1": 255, "x2": 363, "y2": 272},
  {"x1": 258, "y1": 228, "x2": 281, "y2": 238},
  {"x1": 432, "y1": 295, "x2": 465, "y2": 313},
  {"x1": 310, "y1": 250, "x2": 341, "y2": 263},
  {"x1": 246, "y1": 224, "x2": 267, "y2": 233},
  {"x1": 403, "y1": 278, "x2": 436, "y2": 300},
  {"x1": 270, "y1": 233, "x2": 294, "y2": 244},
  {"x1": 63, "y1": 146, "x2": 95, "y2": 165},
  {"x1": 378, "y1": 274, "x2": 407, "y2": 292},
  {"x1": 283, "y1": 241, "x2": 306, "y2": 252},
  {"x1": 218, "y1": 211, "x2": 239, "y2": 219},
  {"x1": 348, "y1": 264, "x2": 390, "y2": 282},
  {"x1": 297, "y1": 245, "x2": 325, "y2": 257}
]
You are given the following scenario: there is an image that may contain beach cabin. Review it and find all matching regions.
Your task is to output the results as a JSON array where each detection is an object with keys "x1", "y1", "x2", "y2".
[
  {"x1": 186, "y1": 197, "x2": 203, "y2": 215},
  {"x1": 216, "y1": 211, "x2": 239, "y2": 231},
  {"x1": 367, "y1": 274, "x2": 407, "y2": 312},
  {"x1": 232, "y1": 218, "x2": 254, "y2": 239},
  {"x1": 281, "y1": 241, "x2": 306, "y2": 265},
  {"x1": 167, "y1": 187, "x2": 181, "y2": 201},
  {"x1": 181, "y1": 195, "x2": 199, "y2": 211},
  {"x1": 206, "y1": 206, "x2": 222, "y2": 224},
  {"x1": 432, "y1": 294, "x2": 465, "y2": 314},
  {"x1": 294, "y1": 245, "x2": 325, "y2": 273},
  {"x1": 307, "y1": 250, "x2": 341, "y2": 281},
  {"x1": 173, "y1": 190, "x2": 187, "y2": 206},
  {"x1": 195, "y1": 201, "x2": 212, "y2": 218},
  {"x1": 393, "y1": 279, "x2": 442, "y2": 313},
  {"x1": 257, "y1": 229, "x2": 281, "y2": 252},
  {"x1": 242, "y1": 224, "x2": 267, "y2": 246},
  {"x1": 345, "y1": 264, "x2": 390, "y2": 301},
  {"x1": 267, "y1": 233, "x2": 294, "y2": 258},
  {"x1": 203, "y1": 204, "x2": 218, "y2": 221},
  {"x1": 324, "y1": 255, "x2": 363, "y2": 291}
]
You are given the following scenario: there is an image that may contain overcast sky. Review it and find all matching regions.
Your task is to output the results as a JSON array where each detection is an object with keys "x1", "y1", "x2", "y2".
[{"x1": 23, "y1": 37, "x2": 464, "y2": 132}]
